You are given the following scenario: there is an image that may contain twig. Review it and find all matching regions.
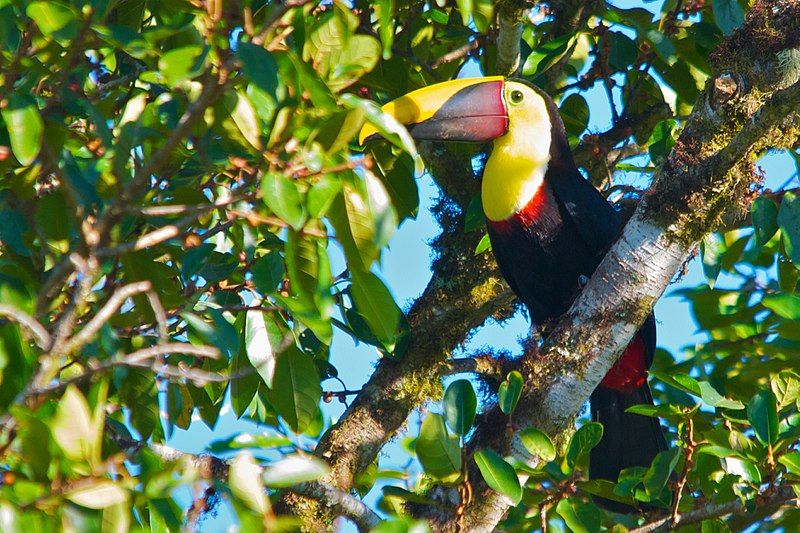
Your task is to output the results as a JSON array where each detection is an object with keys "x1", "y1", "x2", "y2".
[
  {"x1": 0, "y1": 305, "x2": 51, "y2": 350},
  {"x1": 630, "y1": 487, "x2": 799, "y2": 533},
  {"x1": 670, "y1": 417, "x2": 696, "y2": 525},
  {"x1": 62, "y1": 281, "x2": 153, "y2": 354}
]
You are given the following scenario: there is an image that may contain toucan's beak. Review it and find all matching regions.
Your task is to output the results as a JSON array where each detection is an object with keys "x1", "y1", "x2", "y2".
[{"x1": 359, "y1": 76, "x2": 508, "y2": 145}]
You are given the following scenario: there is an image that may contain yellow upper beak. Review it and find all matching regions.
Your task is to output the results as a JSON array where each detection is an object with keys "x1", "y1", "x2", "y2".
[{"x1": 358, "y1": 76, "x2": 507, "y2": 145}]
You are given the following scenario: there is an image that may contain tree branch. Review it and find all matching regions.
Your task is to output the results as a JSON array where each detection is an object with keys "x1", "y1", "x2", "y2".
[
  {"x1": 0, "y1": 304, "x2": 51, "y2": 350},
  {"x1": 494, "y1": 1, "x2": 527, "y2": 76},
  {"x1": 629, "y1": 487, "x2": 799, "y2": 533}
]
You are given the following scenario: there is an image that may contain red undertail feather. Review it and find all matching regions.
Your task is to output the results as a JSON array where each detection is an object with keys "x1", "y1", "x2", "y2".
[{"x1": 600, "y1": 334, "x2": 648, "y2": 393}]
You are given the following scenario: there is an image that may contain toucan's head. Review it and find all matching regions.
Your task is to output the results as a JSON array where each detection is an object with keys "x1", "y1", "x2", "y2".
[
  {"x1": 359, "y1": 77, "x2": 558, "y2": 149},
  {"x1": 360, "y1": 77, "x2": 567, "y2": 222}
]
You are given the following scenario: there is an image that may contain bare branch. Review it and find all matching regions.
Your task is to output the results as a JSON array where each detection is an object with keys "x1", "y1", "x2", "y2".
[
  {"x1": 494, "y1": 1, "x2": 527, "y2": 76},
  {"x1": 62, "y1": 281, "x2": 153, "y2": 355},
  {"x1": 0, "y1": 304, "x2": 51, "y2": 350},
  {"x1": 629, "y1": 487, "x2": 799, "y2": 533}
]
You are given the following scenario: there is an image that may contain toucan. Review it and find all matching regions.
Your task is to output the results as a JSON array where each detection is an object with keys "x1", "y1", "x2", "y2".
[{"x1": 360, "y1": 77, "x2": 668, "y2": 508}]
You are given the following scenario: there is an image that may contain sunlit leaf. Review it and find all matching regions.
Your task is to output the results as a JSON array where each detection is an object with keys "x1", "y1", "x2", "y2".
[{"x1": 473, "y1": 449, "x2": 521, "y2": 504}]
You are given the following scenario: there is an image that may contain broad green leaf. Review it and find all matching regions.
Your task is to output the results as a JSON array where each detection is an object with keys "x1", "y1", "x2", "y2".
[
  {"x1": 262, "y1": 455, "x2": 329, "y2": 488},
  {"x1": 349, "y1": 270, "x2": 401, "y2": 352},
  {"x1": 158, "y1": 45, "x2": 205, "y2": 86},
  {"x1": 778, "y1": 191, "x2": 800, "y2": 264},
  {"x1": 373, "y1": 0, "x2": 395, "y2": 59},
  {"x1": 443, "y1": 380, "x2": 477, "y2": 436},
  {"x1": 474, "y1": 233, "x2": 491, "y2": 254},
  {"x1": 519, "y1": 428, "x2": 556, "y2": 462},
  {"x1": 643, "y1": 448, "x2": 680, "y2": 495},
  {"x1": 342, "y1": 94, "x2": 421, "y2": 172},
  {"x1": 566, "y1": 422, "x2": 603, "y2": 468},
  {"x1": 416, "y1": 413, "x2": 461, "y2": 481},
  {"x1": 26, "y1": 2, "x2": 76, "y2": 38},
  {"x1": 701, "y1": 233, "x2": 725, "y2": 288},
  {"x1": 224, "y1": 91, "x2": 262, "y2": 150},
  {"x1": 747, "y1": 390, "x2": 779, "y2": 445},
  {"x1": 751, "y1": 196, "x2": 779, "y2": 246},
  {"x1": 498, "y1": 371, "x2": 523, "y2": 415},
  {"x1": 560, "y1": 94, "x2": 589, "y2": 138},
  {"x1": 250, "y1": 252, "x2": 284, "y2": 295},
  {"x1": 270, "y1": 347, "x2": 322, "y2": 433},
  {"x1": 66, "y1": 480, "x2": 128, "y2": 509},
  {"x1": 648, "y1": 119, "x2": 678, "y2": 166},
  {"x1": 210, "y1": 432, "x2": 293, "y2": 453},
  {"x1": 230, "y1": 453, "x2": 270, "y2": 515},
  {"x1": 697, "y1": 381, "x2": 744, "y2": 410},
  {"x1": 473, "y1": 449, "x2": 521, "y2": 504},
  {"x1": 555, "y1": 499, "x2": 601, "y2": 533},
  {"x1": 237, "y1": 42, "x2": 279, "y2": 96},
  {"x1": 762, "y1": 293, "x2": 800, "y2": 320},
  {"x1": 772, "y1": 370, "x2": 800, "y2": 407},
  {"x1": 779, "y1": 452, "x2": 800, "y2": 475},
  {"x1": 455, "y1": 0, "x2": 473, "y2": 25},
  {"x1": 1, "y1": 95, "x2": 43, "y2": 166},
  {"x1": 52, "y1": 385, "x2": 97, "y2": 463},
  {"x1": 262, "y1": 173, "x2": 306, "y2": 231},
  {"x1": 608, "y1": 31, "x2": 638, "y2": 71},
  {"x1": 713, "y1": 0, "x2": 744, "y2": 35}
]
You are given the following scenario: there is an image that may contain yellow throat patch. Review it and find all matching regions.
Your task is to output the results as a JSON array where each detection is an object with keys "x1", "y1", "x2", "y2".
[{"x1": 482, "y1": 82, "x2": 552, "y2": 222}]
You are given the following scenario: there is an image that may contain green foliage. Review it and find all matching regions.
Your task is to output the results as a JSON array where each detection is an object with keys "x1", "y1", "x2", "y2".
[{"x1": 0, "y1": 0, "x2": 797, "y2": 530}]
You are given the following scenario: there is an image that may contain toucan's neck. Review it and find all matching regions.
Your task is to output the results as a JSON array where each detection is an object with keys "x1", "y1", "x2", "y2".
[{"x1": 481, "y1": 121, "x2": 552, "y2": 223}]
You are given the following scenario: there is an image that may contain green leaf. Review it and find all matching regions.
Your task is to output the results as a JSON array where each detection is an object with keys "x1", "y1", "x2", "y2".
[
  {"x1": 270, "y1": 347, "x2": 322, "y2": 433},
  {"x1": 559, "y1": 94, "x2": 590, "y2": 138},
  {"x1": 519, "y1": 428, "x2": 556, "y2": 462},
  {"x1": 566, "y1": 422, "x2": 603, "y2": 468},
  {"x1": 26, "y1": 1, "x2": 77, "y2": 38},
  {"x1": 159, "y1": 45, "x2": 206, "y2": 86},
  {"x1": 52, "y1": 385, "x2": 97, "y2": 463},
  {"x1": 762, "y1": 293, "x2": 800, "y2": 320},
  {"x1": 66, "y1": 480, "x2": 128, "y2": 509},
  {"x1": 608, "y1": 31, "x2": 638, "y2": 71},
  {"x1": 224, "y1": 90, "x2": 262, "y2": 150},
  {"x1": 772, "y1": 370, "x2": 800, "y2": 408},
  {"x1": 779, "y1": 452, "x2": 800, "y2": 475},
  {"x1": 555, "y1": 499, "x2": 601, "y2": 533},
  {"x1": 209, "y1": 432, "x2": 292, "y2": 453},
  {"x1": 237, "y1": 42, "x2": 279, "y2": 96},
  {"x1": 643, "y1": 448, "x2": 680, "y2": 495},
  {"x1": 498, "y1": 371, "x2": 523, "y2": 415},
  {"x1": 713, "y1": 0, "x2": 744, "y2": 35},
  {"x1": 262, "y1": 455, "x2": 330, "y2": 488},
  {"x1": 751, "y1": 196, "x2": 779, "y2": 246},
  {"x1": 250, "y1": 252, "x2": 284, "y2": 295},
  {"x1": 648, "y1": 119, "x2": 678, "y2": 166},
  {"x1": 349, "y1": 270, "x2": 401, "y2": 352},
  {"x1": 373, "y1": 0, "x2": 395, "y2": 59},
  {"x1": 455, "y1": 0, "x2": 473, "y2": 25},
  {"x1": 701, "y1": 232, "x2": 725, "y2": 288},
  {"x1": 1, "y1": 94, "x2": 44, "y2": 166},
  {"x1": 474, "y1": 233, "x2": 491, "y2": 254},
  {"x1": 230, "y1": 453, "x2": 270, "y2": 515},
  {"x1": 416, "y1": 413, "x2": 461, "y2": 481},
  {"x1": 778, "y1": 191, "x2": 800, "y2": 264},
  {"x1": 747, "y1": 390, "x2": 779, "y2": 445},
  {"x1": 697, "y1": 381, "x2": 745, "y2": 410},
  {"x1": 443, "y1": 380, "x2": 477, "y2": 436},
  {"x1": 261, "y1": 172, "x2": 306, "y2": 231},
  {"x1": 473, "y1": 449, "x2": 522, "y2": 504}
]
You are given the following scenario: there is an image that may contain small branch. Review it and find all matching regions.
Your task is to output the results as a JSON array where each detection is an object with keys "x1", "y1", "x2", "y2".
[
  {"x1": 0, "y1": 304, "x2": 51, "y2": 350},
  {"x1": 670, "y1": 417, "x2": 696, "y2": 526},
  {"x1": 446, "y1": 354, "x2": 512, "y2": 382},
  {"x1": 430, "y1": 37, "x2": 485, "y2": 69},
  {"x1": 292, "y1": 482, "x2": 382, "y2": 532},
  {"x1": 62, "y1": 281, "x2": 153, "y2": 354},
  {"x1": 110, "y1": 430, "x2": 380, "y2": 532},
  {"x1": 629, "y1": 487, "x2": 799, "y2": 533}
]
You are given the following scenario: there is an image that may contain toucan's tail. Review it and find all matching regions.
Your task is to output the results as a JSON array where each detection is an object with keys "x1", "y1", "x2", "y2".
[{"x1": 589, "y1": 383, "x2": 668, "y2": 512}]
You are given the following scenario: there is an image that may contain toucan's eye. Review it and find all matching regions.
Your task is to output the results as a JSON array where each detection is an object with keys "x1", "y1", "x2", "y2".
[{"x1": 509, "y1": 89, "x2": 524, "y2": 104}]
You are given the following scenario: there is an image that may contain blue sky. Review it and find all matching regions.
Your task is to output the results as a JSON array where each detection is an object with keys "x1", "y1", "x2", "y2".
[{"x1": 167, "y1": 1, "x2": 799, "y2": 529}]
